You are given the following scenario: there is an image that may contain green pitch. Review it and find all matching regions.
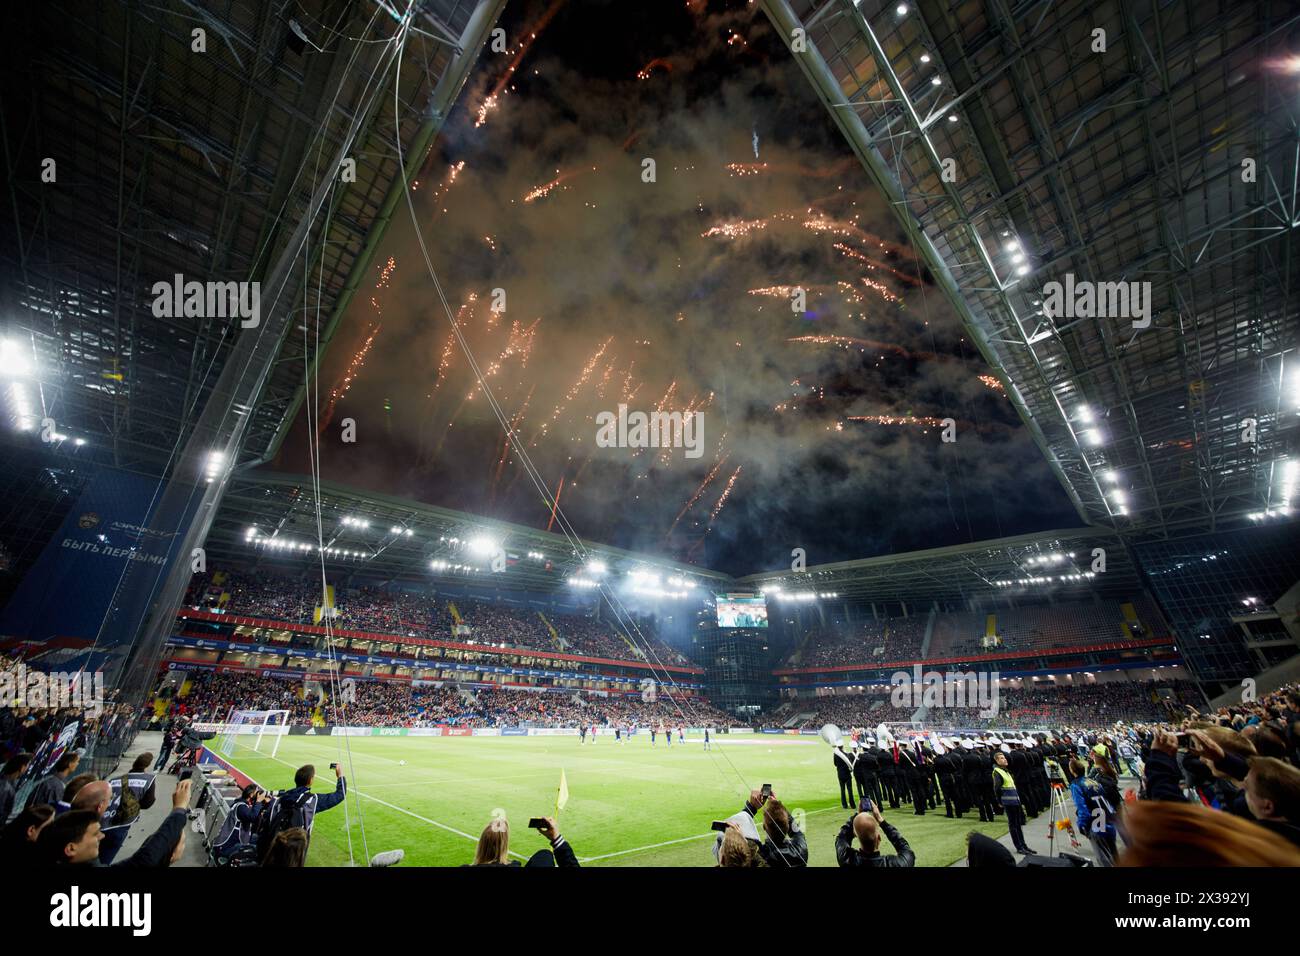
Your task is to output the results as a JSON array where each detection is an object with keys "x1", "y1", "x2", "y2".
[{"x1": 217, "y1": 734, "x2": 1014, "y2": 867}]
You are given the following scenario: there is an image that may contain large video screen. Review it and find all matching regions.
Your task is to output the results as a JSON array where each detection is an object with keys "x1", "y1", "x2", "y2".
[{"x1": 716, "y1": 593, "x2": 769, "y2": 629}]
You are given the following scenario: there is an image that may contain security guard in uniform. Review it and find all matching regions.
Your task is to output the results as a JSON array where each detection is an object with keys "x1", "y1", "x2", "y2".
[{"x1": 993, "y1": 750, "x2": 1032, "y2": 854}]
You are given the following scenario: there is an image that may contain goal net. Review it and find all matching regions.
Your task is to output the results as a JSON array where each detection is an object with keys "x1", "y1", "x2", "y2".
[{"x1": 218, "y1": 708, "x2": 291, "y2": 760}]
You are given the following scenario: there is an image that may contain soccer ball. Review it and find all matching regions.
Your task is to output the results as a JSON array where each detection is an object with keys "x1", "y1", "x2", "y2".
[{"x1": 398, "y1": 759, "x2": 407, "y2": 766}]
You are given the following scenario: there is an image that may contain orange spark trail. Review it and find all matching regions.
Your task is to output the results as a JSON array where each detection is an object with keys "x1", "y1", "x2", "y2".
[
  {"x1": 708, "y1": 465, "x2": 743, "y2": 525},
  {"x1": 636, "y1": 57, "x2": 673, "y2": 80},
  {"x1": 318, "y1": 320, "x2": 381, "y2": 434},
  {"x1": 702, "y1": 217, "x2": 769, "y2": 240},
  {"x1": 475, "y1": 0, "x2": 566, "y2": 128},
  {"x1": 833, "y1": 242, "x2": 923, "y2": 287},
  {"x1": 523, "y1": 167, "x2": 592, "y2": 203},
  {"x1": 668, "y1": 454, "x2": 728, "y2": 537},
  {"x1": 847, "y1": 414, "x2": 948, "y2": 428}
]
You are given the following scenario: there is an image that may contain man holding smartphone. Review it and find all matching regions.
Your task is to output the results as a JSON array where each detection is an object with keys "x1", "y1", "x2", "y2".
[{"x1": 835, "y1": 797, "x2": 914, "y2": 867}]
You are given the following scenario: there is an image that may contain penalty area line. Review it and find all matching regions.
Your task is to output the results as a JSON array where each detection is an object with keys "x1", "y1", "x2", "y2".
[{"x1": 240, "y1": 748, "x2": 530, "y2": 861}]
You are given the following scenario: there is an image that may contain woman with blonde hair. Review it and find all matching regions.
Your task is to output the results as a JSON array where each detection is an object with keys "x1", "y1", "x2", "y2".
[
  {"x1": 716, "y1": 825, "x2": 764, "y2": 867},
  {"x1": 1119, "y1": 800, "x2": 1300, "y2": 867},
  {"x1": 468, "y1": 813, "x2": 580, "y2": 867}
]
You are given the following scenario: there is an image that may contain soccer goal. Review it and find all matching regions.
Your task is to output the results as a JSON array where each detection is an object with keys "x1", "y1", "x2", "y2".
[{"x1": 218, "y1": 708, "x2": 291, "y2": 760}]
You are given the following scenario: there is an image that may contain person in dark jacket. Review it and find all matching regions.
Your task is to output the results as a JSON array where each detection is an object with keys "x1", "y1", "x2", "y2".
[
  {"x1": 834, "y1": 745, "x2": 856, "y2": 809},
  {"x1": 213, "y1": 785, "x2": 271, "y2": 862},
  {"x1": 269, "y1": 764, "x2": 345, "y2": 830},
  {"x1": 904, "y1": 745, "x2": 926, "y2": 815},
  {"x1": 934, "y1": 746, "x2": 961, "y2": 818},
  {"x1": 39, "y1": 778, "x2": 191, "y2": 866},
  {"x1": 0, "y1": 752, "x2": 33, "y2": 825},
  {"x1": 877, "y1": 744, "x2": 900, "y2": 808},
  {"x1": 737, "y1": 789, "x2": 808, "y2": 867},
  {"x1": 0, "y1": 804, "x2": 54, "y2": 867},
  {"x1": 853, "y1": 743, "x2": 880, "y2": 805},
  {"x1": 961, "y1": 742, "x2": 992, "y2": 822},
  {"x1": 966, "y1": 831, "x2": 1016, "y2": 867},
  {"x1": 835, "y1": 802, "x2": 914, "y2": 867},
  {"x1": 1142, "y1": 730, "x2": 1188, "y2": 801},
  {"x1": 154, "y1": 720, "x2": 179, "y2": 771},
  {"x1": 24, "y1": 750, "x2": 79, "y2": 810},
  {"x1": 1006, "y1": 741, "x2": 1037, "y2": 817}
]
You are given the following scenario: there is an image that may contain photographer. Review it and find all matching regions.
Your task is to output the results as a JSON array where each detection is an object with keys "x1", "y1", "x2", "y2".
[
  {"x1": 212, "y1": 784, "x2": 272, "y2": 863},
  {"x1": 835, "y1": 799, "x2": 914, "y2": 867},
  {"x1": 733, "y1": 788, "x2": 808, "y2": 867},
  {"x1": 260, "y1": 763, "x2": 346, "y2": 860},
  {"x1": 468, "y1": 814, "x2": 578, "y2": 867},
  {"x1": 1068, "y1": 759, "x2": 1117, "y2": 866}
]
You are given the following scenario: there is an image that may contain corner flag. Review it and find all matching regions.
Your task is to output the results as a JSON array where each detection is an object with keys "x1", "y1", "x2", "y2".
[{"x1": 556, "y1": 769, "x2": 569, "y2": 813}]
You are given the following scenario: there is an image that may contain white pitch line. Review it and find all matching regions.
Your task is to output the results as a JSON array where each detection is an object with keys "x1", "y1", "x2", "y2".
[{"x1": 235, "y1": 747, "x2": 530, "y2": 861}]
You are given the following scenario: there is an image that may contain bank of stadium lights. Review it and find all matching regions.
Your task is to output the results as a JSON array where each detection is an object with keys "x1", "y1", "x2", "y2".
[
  {"x1": 1001, "y1": 237, "x2": 1033, "y2": 278},
  {"x1": 1023, "y1": 553, "x2": 1072, "y2": 567},
  {"x1": 389, "y1": 526, "x2": 414, "y2": 537},
  {"x1": 1250, "y1": 458, "x2": 1298, "y2": 520},
  {"x1": 466, "y1": 535, "x2": 500, "y2": 557},
  {"x1": 341, "y1": 516, "x2": 370, "y2": 529},
  {"x1": 1, "y1": 338, "x2": 38, "y2": 433},
  {"x1": 429, "y1": 559, "x2": 475, "y2": 572},
  {"x1": 568, "y1": 576, "x2": 599, "y2": 589},
  {"x1": 994, "y1": 571, "x2": 1097, "y2": 587},
  {"x1": 203, "y1": 450, "x2": 225, "y2": 484},
  {"x1": 585, "y1": 558, "x2": 608, "y2": 575},
  {"x1": 1109, "y1": 488, "x2": 1129, "y2": 515},
  {"x1": 527, "y1": 551, "x2": 545, "y2": 561},
  {"x1": 771, "y1": 591, "x2": 837, "y2": 601},
  {"x1": 250, "y1": 532, "x2": 369, "y2": 560}
]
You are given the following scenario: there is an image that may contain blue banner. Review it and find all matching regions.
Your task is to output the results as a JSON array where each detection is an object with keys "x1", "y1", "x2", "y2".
[{"x1": 0, "y1": 468, "x2": 167, "y2": 645}]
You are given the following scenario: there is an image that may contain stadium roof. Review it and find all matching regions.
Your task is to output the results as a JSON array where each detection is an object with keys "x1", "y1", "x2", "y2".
[
  {"x1": 736, "y1": 526, "x2": 1144, "y2": 604},
  {"x1": 203, "y1": 471, "x2": 734, "y2": 595},
  {"x1": 205, "y1": 473, "x2": 1142, "y2": 605},
  {"x1": 760, "y1": 0, "x2": 1300, "y2": 537},
  {"x1": 2, "y1": 0, "x2": 505, "y2": 473}
]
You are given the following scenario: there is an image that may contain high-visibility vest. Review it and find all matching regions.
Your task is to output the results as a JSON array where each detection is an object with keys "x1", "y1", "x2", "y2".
[{"x1": 993, "y1": 766, "x2": 1019, "y2": 804}]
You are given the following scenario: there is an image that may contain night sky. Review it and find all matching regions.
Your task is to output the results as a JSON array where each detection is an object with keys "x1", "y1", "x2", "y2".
[{"x1": 275, "y1": 0, "x2": 1079, "y2": 575}]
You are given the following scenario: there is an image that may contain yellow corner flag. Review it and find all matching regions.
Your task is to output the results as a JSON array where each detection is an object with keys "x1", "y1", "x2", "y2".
[{"x1": 556, "y1": 769, "x2": 569, "y2": 814}]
